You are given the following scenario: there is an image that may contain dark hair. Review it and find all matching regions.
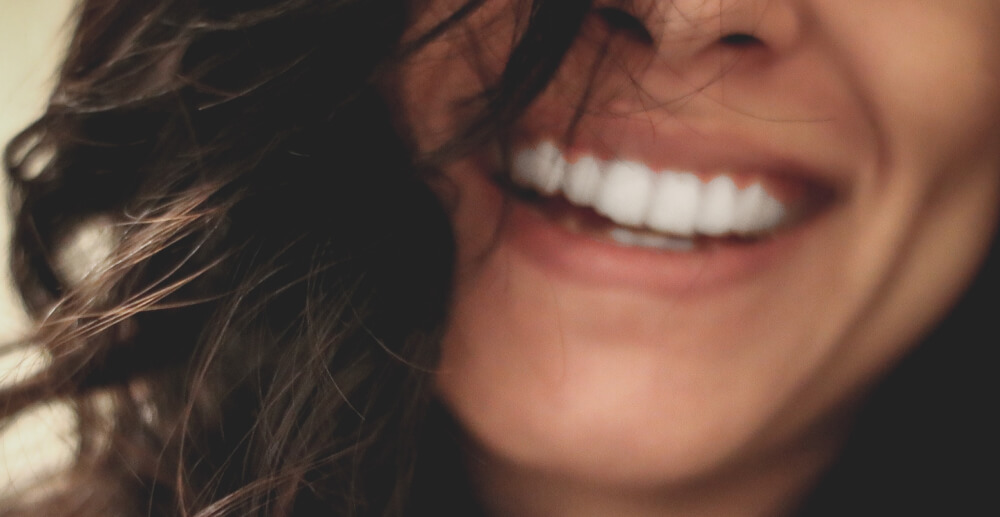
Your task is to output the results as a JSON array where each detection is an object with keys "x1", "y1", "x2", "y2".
[
  {"x1": 0, "y1": 1, "x2": 596, "y2": 515},
  {"x1": 2, "y1": 1, "x2": 997, "y2": 515}
]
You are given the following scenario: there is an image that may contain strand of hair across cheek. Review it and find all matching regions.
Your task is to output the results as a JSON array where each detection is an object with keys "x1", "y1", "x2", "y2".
[{"x1": 433, "y1": 0, "x2": 595, "y2": 159}]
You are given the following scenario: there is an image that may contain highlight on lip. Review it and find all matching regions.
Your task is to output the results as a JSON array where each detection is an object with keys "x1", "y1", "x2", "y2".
[{"x1": 510, "y1": 140, "x2": 802, "y2": 246}]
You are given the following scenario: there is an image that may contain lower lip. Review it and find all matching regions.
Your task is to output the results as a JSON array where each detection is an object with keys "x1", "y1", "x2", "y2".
[{"x1": 501, "y1": 194, "x2": 814, "y2": 295}]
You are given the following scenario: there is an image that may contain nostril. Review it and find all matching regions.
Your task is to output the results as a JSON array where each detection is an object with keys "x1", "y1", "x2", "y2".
[{"x1": 719, "y1": 33, "x2": 762, "y2": 48}]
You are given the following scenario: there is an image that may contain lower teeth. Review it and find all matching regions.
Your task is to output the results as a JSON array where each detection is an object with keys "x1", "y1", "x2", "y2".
[{"x1": 609, "y1": 228, "x2": 696, "y2": 251}]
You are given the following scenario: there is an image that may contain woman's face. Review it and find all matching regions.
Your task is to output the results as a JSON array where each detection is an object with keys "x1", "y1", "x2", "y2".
[{"x1": 398, "y1": 0, "x2": 1000, "y2": 488}]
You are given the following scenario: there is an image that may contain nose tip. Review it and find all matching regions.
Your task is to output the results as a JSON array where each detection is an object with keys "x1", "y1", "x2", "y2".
[{"x1": 586, "y1": 0, "x2": 803, "y2": 113}]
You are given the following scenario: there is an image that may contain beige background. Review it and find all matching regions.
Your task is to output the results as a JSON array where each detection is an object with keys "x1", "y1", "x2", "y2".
[{"x1": 1, "y1": 0, "x2": 78, "y2": 494}]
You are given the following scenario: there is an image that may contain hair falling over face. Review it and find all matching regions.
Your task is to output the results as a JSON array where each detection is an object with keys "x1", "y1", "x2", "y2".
[{"x1": 2, "y1": 1, "x2": 1000, "y2": 516}]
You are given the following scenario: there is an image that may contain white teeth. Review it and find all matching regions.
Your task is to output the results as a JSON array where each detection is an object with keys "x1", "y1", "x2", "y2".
[
  {"x1": 696, "y1": 175, "x2": 738, "y2": 236},
  {"x1": 511, "y1": 142, "x2": 792, "y2": 238},
  {"x1": 563, "y1": 156, "x2": 602, "y2": 205},
  {"x1": 513, "y1": 141, "x2": 565, "y2": 195},
  {"x1": 648, "y1": 172, "x2": 700, "y2": 236},
  {"x1": 609, "y1": 228, "x2": 696, "y2": 251},
  {"x1": 732, "y1": 182, "x2": 785, "y2": 234},
  {"x1": 594, "y1": 161, "x2": 653, "y2": 227}
]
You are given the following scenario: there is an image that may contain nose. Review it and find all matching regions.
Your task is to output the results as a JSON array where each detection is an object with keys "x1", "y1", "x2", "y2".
[
  {"x1": 649, "y1": 0, "x2": 801, "y2": 62},
  {"x1": 592, "y1": 0, "x2": 804, "y2": 110}
]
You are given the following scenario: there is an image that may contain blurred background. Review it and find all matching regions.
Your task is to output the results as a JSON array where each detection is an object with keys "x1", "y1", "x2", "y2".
[{"x1": 1, "y1": 0, "x2": 78, "y2": 496}]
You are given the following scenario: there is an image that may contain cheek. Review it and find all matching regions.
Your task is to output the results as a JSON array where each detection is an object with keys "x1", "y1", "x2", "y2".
[
  {"x1": 816, "y1": 2, "x2": 1000, "y2": 176},
  {"x1": 802, "y1": 2, "x2": 1000, "y2": 408}
]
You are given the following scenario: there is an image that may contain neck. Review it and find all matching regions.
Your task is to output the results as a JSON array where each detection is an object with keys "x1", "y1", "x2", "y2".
[{"x1": 469, "y1": 432, "x2": 842, "y2": 517}]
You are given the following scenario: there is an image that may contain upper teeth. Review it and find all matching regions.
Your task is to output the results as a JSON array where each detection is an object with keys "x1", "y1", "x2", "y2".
[{"x1": 512, "y1": 141, "x2": 788, "y2": 238}]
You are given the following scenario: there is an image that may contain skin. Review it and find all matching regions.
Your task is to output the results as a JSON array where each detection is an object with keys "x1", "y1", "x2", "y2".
[{"x1": 397, "y1": 1, "x2": 1000, "y2": 515}]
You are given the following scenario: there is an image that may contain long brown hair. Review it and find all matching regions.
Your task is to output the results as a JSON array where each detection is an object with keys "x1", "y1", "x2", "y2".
[{"x1": 0, "y1": 1, "x2": 599, "y2": 515}]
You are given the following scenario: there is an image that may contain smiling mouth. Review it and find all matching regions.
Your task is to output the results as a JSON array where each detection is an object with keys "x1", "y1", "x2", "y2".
[{"x1": 502, "y1": 140, "x2": 835, "y2": 252}]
